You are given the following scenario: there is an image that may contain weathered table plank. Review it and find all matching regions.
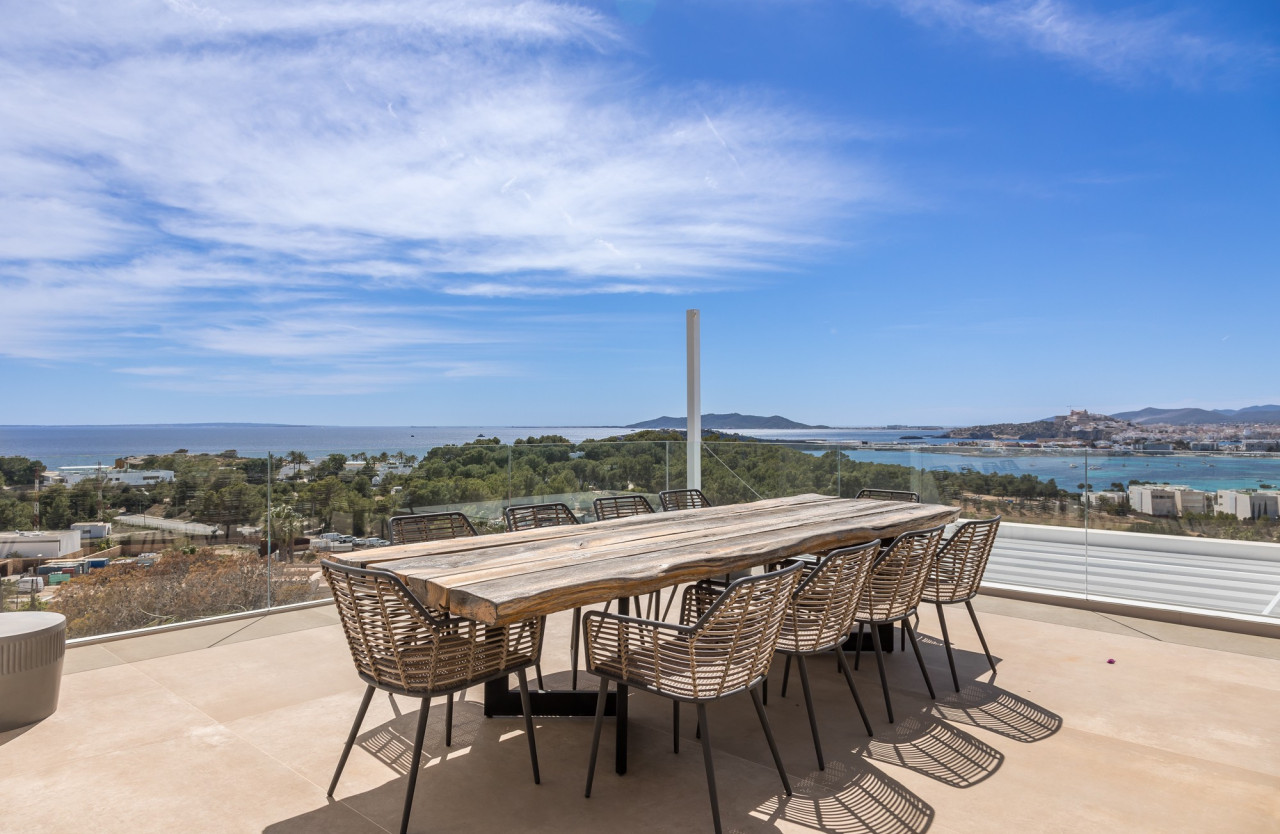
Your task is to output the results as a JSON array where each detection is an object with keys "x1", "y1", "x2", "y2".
[{"x1": 352, "y1": 495, "x2": 958, "y2": 625}]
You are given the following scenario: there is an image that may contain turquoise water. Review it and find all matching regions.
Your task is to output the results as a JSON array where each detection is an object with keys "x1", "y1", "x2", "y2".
[{"x1": 821, "y1": 447, "x2": 1278, "y2": 493}]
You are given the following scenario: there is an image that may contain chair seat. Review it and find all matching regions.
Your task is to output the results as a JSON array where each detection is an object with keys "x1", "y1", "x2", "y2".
[
  {"x1": 384, "y1": 632, "x2": 539, "y2": 694},
  {"x1": 776, "y1": 612, "x2": 841, "y2": 654},
  {"x1": 589, "y1": 641, "x2": 763, "y2": 701}
]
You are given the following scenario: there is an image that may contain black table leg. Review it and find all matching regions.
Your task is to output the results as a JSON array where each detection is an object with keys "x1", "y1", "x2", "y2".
[
  {"x1": 483, "y1": 677, "x2": 615, "y2": 717},
  {"x1": 615, "y1": 596, "x2": 629, "y2": 775},
  {"x1": 841, "y1": 623, "x2": 896, "y2": 654}
]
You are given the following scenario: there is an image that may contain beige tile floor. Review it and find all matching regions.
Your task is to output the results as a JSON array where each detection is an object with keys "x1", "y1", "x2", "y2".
[{"x1": 2, "y1": 595, "x2": 1278, "y2": 834}]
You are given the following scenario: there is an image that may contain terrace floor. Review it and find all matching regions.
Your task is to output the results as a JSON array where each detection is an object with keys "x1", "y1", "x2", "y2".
[{"x1": 3, "y1": 595, "x2": 1278, "y2": 833}]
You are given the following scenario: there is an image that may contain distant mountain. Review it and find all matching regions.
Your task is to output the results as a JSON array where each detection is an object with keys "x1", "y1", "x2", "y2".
[
  {"x1": 1112, "y1": 405, "x2": 1280, "y2": 425},
  {"x1": 626, "y1": 413, "x2": 826, "y2": 430}
]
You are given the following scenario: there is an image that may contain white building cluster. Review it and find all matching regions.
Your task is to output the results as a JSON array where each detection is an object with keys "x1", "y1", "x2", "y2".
[
  {"x1": 41, "y1": 466, "x2": 175, "y2": 487},
  {"x1": 1126, "y1": 484, "x2": 1279, "y2": 520}
]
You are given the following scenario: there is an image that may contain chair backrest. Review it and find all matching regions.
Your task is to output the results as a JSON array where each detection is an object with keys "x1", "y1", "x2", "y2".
[
  {"x1": 592, "y1": 495, "x2": 655, "y2": 521},
  {"x1": 390, "y1": 512, "x2": 478, "y2": 544},
  {"x1": 321, "y1": 560, "x2": 442, "y2": 692},
  {"x1": 659, "y1": 488, "x2": 712, "y2": 512},
  {"x1": 321, "y1": 560, "x2": 542, "y2": 696},
  {"x1": 781, "y1": 540, "x2": 880, "y2": 654},
  {"x1": 924, "y1": 516, "x2": 1001, "y2": 604},
  {"x1": 504, "y1": 502, "x2": 580, "y2": 532},
  {"x1": 683, "y1": 562, "x2": 804, "y2": 698},
  {"x1": 856, "y1": 488, "x2": 921, "y2": 503},
  {"x1": 857, "y1": 524, "x2": 946, "y2": 622}
]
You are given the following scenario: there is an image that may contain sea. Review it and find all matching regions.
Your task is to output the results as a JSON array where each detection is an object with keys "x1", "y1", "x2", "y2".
[{"x1": 2, "y1": 424, "x2": 1276, "y2": 493}]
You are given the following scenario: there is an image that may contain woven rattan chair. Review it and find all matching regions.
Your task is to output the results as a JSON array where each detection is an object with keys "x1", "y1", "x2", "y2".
[
  {"x1": 922, "y1": 516, "x2": 1002, "y2": 691},
  {"x1": 851, "y1": 525, "x2": 946, "y2": 723},
  {"x1": 504, "y1": 502, "x2": 580, "y2": 530},
  {"x1": 855, "y1": 488, "x2": 921, "y2": 503},
  {"x1": 503, "y1": 502, "x2": 590, "y2": 688},
  {"x1": 776, "y1": 540, "x2": 880, "y2": 768},
  {"x1": 387, "y1": 511, "x2": 538, "y2": 692},
  {"x1": 592, "y1": 494, "x2": 655, "y2": 520},
  {"x1": 390, "y1": 511, "x2": 478, "y2": 543},
  {"x1": 690, "y1": 541, "x2": 880, "y2": 770},
  {"x1": 659, "y1": 488, "x2": 712, "y2": 511},
  {"x1": 583, "y1": 563, "x2": 804, "y2": 834},
  {"x1": 321, "y1": 561, "x2": 544, "y2": 834}
]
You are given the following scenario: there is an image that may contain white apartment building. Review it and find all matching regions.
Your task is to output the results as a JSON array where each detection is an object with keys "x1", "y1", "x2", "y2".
[
  {"x1": 70, "y1": 521, "x2": 112, "y2": 539},
  {"x1": 1216, "y1": 490, "x2": 1280, "y2": 520},
  {"x1": 0, "y1": 530, "x2": 83, "y2": 559},
  {"x1": 1128, "y1": 485, "x2": 1178, "y2": 517},
  {"x1": 1085, "y1": 491, "x2": 1128, "y2": 507},
  {"x1": 44, "y1": 467, "x2": 175, "y2": 487},
  {"x1": 1172, "y1": 488, "x2": 1212, "y2": 515},
  {"x1": 1129, "y1": 485, "x2": 1211, "y2": 517}
]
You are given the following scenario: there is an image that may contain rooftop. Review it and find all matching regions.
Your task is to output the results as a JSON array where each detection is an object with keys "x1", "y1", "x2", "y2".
[{"x1": 3, "y1": 594, "x2": 1278, "y2": 833}]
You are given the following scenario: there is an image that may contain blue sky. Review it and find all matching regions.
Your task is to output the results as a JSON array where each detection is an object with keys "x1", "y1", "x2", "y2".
[{"x1": 1, "y1": 0, "x2": 1276, "y2": 427}]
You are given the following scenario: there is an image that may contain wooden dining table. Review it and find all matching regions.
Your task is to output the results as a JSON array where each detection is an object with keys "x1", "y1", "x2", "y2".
[{"x1": 336, "y1": 493, "x2": 959, "y2": 773}]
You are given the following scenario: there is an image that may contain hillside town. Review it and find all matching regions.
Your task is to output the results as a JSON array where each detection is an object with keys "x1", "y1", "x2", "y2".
[{"x1": 946, "y1": 409, "x2": 1280, "y2": 450}]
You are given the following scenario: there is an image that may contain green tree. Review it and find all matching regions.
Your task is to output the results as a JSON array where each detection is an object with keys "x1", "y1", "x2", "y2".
[{"x1": 39, "y1": 484, "x2": 72, "y2": 529}]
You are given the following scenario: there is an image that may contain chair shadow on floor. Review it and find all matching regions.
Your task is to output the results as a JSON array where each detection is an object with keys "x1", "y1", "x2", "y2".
[
  {"x1": 931, "y1": 681, "x2": 1062, "y2": 744},
  {"x1": 861, "y1": 714, "x2": 1002, "y2": 788},
  {"x1": 755, "y1": 758, "x2": 934, "y2": 834}
]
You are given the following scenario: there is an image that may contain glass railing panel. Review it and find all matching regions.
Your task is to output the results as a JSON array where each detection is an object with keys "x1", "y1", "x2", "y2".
[
  {"x1": 0, "y1": 450, "x2": 293, "y2": 636},
  {"x1": 9, "y1": 433, "x2": 1276, "y2": 638},
  {"x1": 1079, "y1": 449, "x2": 1280, "y2": 619}
]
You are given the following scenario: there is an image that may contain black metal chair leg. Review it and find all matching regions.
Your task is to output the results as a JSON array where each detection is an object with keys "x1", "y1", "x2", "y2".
[
  {"x1": 868, "y1": 621, "x2": 894, "y2": 723},
  {"x1": 444, "y1": 692, "x2": 454, "y2": 747},
  {"x1": 936, "y1": 603, "x2": 960, "y2": 692},
  {"x1": 696, "y1": 703, "x2": 723, "y2": 834},
  {"x1": 903, "y1": 619, "x2": 936, "y2": 700},
  {"x1": 516, "y1": 668, "x2": 541, "y2": 785},
  {"x1": 571, "y1": 607, "x2": 582, "y2": 690},
  {"x1": 749, "y1": 686, "x2": 792, "y2": 796},
  {"x1": 854, "y1": 623, "x2": 865, "y2": 670},
  {"x1": 965, "y1": 599, "x2": 997, "y2": 673},
  {"x1": 672, "y1": 700, "x2": 680, "y2": 753},
  {"x1": 399, "y1": 698, "x2": 431, "y2": 834},
  {"x1": 661, "y1": 585, "x2": 678, "y2": 621},
  {"x1": 534, "y1": 662, "x2": 545, "y2": 691},
  {"x1": 584, "y1": 679, "x2": 609, "y2": 798},
  {"x1": 780, "y1": 654, "x2": 792, "y2": 698},
  {"x1": 795, "y1": 656, "x2": 824, "y2": 770},
  {"x1": 835, "y1": 645, "x2": 873, "y2": 736},
  {"x1": 328, "y1": 684, "x2": 375, "y2": 797}
]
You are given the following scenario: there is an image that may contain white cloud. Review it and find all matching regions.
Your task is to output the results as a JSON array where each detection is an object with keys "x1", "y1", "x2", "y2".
[
  {"x1": 0, "y1": 0, "x2": 882, "y2": 380},
  {"x1": 883, "y1": 0, "x2": 1273, "y2": 84}
]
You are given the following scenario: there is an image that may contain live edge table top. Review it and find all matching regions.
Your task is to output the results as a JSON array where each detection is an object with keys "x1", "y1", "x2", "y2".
[{"x1": 334, "y1": 494, "x2": 959, "y2": 626}]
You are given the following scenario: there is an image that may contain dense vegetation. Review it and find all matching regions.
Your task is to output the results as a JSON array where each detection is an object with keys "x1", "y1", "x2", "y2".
[{"x1": 4, "y1": 435, "x2": 1275, "y2": 546}]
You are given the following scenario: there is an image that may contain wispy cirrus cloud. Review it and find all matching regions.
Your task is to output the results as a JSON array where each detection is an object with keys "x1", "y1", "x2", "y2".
[
  {"x1": 880, "y1": 0, "x2": 1274, "y2": 84},
  {"x1": 0, "y1": 0, "x2": 884, "y2": 384}
]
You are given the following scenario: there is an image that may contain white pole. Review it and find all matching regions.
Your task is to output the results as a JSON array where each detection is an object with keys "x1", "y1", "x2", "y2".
[{"x1": 686, "y1": 309, "x2": 701, "y2": 491}]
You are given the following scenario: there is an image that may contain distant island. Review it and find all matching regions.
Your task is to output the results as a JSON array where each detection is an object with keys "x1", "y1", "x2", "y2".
[{"x1": 626, "y1": 413, "x2": 827, "y2": 430}]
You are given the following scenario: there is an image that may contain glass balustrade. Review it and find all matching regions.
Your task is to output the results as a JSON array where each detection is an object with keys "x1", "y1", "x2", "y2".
[{"x1": 3, "y1": 432, "x2": 1277, "y2": 638}]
